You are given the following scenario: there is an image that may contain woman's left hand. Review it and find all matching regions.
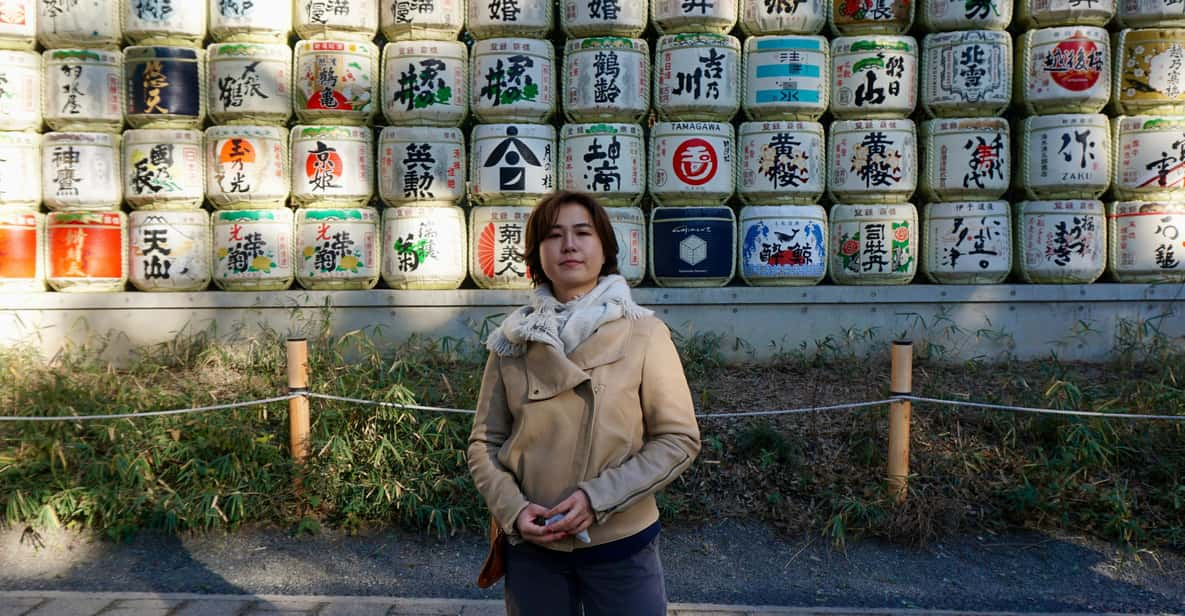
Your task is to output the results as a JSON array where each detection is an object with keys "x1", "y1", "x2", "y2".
[{"x1": 544, "y1": 489, "x2": 593, "y2": 537}]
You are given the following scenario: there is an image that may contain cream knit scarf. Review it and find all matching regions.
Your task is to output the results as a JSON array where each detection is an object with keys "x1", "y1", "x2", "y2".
[{"x1": 486, "y1": 274, "x2": 653, "y2": 358}]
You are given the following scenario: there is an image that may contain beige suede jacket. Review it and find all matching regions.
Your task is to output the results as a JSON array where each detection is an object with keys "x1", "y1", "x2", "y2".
[{"x1": 467, "y1": 314, "x2": 701, "y2": 552}]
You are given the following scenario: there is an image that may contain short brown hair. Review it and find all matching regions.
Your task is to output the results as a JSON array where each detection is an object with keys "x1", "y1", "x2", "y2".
[{"x1": 523, "y1": 191, "x2": 620, "y2": 288}]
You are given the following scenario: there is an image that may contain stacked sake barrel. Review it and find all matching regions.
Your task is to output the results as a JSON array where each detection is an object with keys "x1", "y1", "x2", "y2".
[
  {"x1": 647, "y1": 0, "x2": 739, "y2": 287},
  {"x1": 1108, "y1": 10, "x2": 1185, "y2": 282},
  {"x1": 825, "y1": 3, "x2": 918, "y2": 285},
  {"x1": 915, "y1": 0, "x2": 1013, "y2": 284},
  {"x1": 1010, "y1": 0, "x2": 1111, "y2": 284},
  {"x1": 465, "y1": 0, "x2": 555, "y2": 289}
]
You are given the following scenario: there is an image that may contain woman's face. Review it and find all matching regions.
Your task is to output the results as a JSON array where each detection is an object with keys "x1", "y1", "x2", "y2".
[{"x1": 540, "y1": 202, "x2": 606, "y2": 302}]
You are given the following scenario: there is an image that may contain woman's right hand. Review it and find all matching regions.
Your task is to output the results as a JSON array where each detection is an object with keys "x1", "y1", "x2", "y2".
[{"x1": 515, "y1": 503, "x2": 566, "y2": 544}]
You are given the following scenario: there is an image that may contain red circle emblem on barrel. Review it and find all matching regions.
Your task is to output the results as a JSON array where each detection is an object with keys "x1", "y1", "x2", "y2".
[{"x1": 673, "y1": 138, "x2": 718, "y2": 186}]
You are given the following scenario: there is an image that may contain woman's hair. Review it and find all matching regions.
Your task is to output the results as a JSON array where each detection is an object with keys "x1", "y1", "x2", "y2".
[{"x1": 523, "y1": 191, "x2": 620, "y2": 288}]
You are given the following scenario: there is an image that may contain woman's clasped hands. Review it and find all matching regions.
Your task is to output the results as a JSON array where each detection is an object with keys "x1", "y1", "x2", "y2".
[{"x1": 515, "y1": 489, "x2": 593, "y2": 545}]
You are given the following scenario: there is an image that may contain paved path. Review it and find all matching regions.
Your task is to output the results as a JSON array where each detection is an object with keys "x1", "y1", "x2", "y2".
[{"x1": 0, "y1": 591, "x2": 1134, "y2": 616}]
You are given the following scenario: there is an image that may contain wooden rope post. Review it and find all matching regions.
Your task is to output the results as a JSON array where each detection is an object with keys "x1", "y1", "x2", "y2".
[
  {"x1": 887, "y1": 340, "x2": 913, "y2": 503},
  {"x1": 287, "y1": 338, "x2": 310, "y2": 471}
]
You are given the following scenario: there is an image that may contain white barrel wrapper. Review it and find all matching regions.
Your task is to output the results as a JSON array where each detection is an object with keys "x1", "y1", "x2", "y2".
[
  {"x1": 1107, "y1": 200, "x2": 1185, "y2": 283},
  {"x1": 209, "y1": 0, "x2": 293, "y2": 43},
  {"x1": 1013, "y1": 199, "x2": 1106, "y2": 284},
  {"x1": 381, "y1": 0, "x2": 464, "y2": 40},
  {"x1": 738, "y1": 120, "x2": 825, "y2": 205},
  {"x1": 920, "y1": 117, "x2": 1009, "y2": 202},
  {"x1": 123, "y1": 128, "x2": 204, "y2": 210},
  {"x1": 121, "y1": 0, "x2": 206, "y2": 46},
  {"x1": 0, "y1": 50, "x2": 40, "y2": 131},
  {"x1": 206, "y1": 125, "x2": 290, "y2": 209},
  {"x1": 921, "y1": 30, "x2": 1011, "y2": 118},
  {"x1": 741, "y1": 34, "x2": 828, "y2": 121},
  {"x1": 560, "y1": 123, "x2": 645, "y2": 207},
  {"x1": 469, "y1": 123, "x2": 556, "y2": 206},
  {"x1": 0, "y1": 131, "x2": 40, "y2": 209},
  {"x1": 1017, "y1": 27, "x2": 1110, "y2": 116},
  {"x1": 212, "y1": 207, "x2": 294, "y2": 290},
  {"x1": 290, "y1": 124, "x2": 374, "y2": 207},
  {"x1": 378, "y1": 126, "x2": 466, "y2": 206},
  {"x1": 656, "y1": 33, "x2": 741, "y2": 122},
  {"x1": 295, "y1": 207, "x2": 380, "y2": 290},
  {"x1": 294, "y1": 39, "x2": 378, "y2": 126},
  {"x1": 207, "y1": 43, "x2": 293, "y2": 126},
  {"x1": 128, "y1": 209, "x2": 212, "y2": 291},
  {"x1": 1113, "y1": 116, "x2": 1185, "y2": 201},
  {"x1": 381, "y1": 39, "x2": 467, "y2": 127},
  {"x1": 563, "y1": 37, "x2": 649, "y2": 123},
  {"x1": 471, "y1": 38, "x2": 556, "y2": 124},
  {"x1": 562, "y1": 0, "x2": 647, "y2": 37},
  {"x1": 828, "y1": 119, "x2": 916, "y2": 204},
  {"x1": 609, "y1": 206, "x2": 646, "y2": 285},
  {"x1": 42, "y1": 131, "x2": 121, "y2": 211},
  {"x1": 739, "y1": 204, "x2": 828, "y2": 285},
  {"x1": 1018, "y1": 113, "x2": 1111, "y2": 200},
  {"x1": 739, "y1": 0, "x2": 825, "y2": 36},
  {"x1": 381, "y1": 204, "x2": 467, "y2": 289},
  {"x1": 830, "y1": 35, "x2": 916, "y2": 119},
  {"x1": 829, "y1": 202, "x2": 918, "y2": 285},
  {"x1": 921, "y1": 200, "x2": 1011, "y2": 284},
  {"x1": 43, "y1": 49, "x2": 123, "y2": 132},
  {"x1": 294, "y1": 0, "x2": 378, "y2": 40},
  {"x1": 649, "y1": 120, "x2": 735, "y2": 206},
  {"x1": 467, "y1": 0, "x2": 552, "y2": 38},
  {"x1": 39, "y1": 0, "x2": 120, "y2": 49},
  {"x1": 470, "y1": 205, "x2": 532, "y2": 289}
]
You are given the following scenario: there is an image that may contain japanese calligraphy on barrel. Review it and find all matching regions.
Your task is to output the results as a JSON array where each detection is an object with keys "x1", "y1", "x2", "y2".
[
  {"x1": 43, "y1": 132, "x2": 122, "y2": 211},
  {"x1": 920, "y1": 0, "x2": 1011, "y2": 32},
  {"x1": 295, "y1": 207, "x2": 380, "y2": 290},
  {"x1": 382, "y1": 39, "x2": 467, "y2": 127},
  {"x1": 381, "y1": 204, "x2": 467, "y2": 289},
  {"x1": 562, "y1": 0, "x2": 647, "y2": 37},
  {"x1": 652, "y1": 0, "x2": 737, "y2": 34},
  {"x1": 128, "y1": 209, "x2": 211, "y2": 291},
  {"x1": 212, "y1": 207, "x2": 294, "y2": 290},
  {"x1": 123, "y1": 128, "x2": 204, "y2": 210},
  {"x1": 381, "y1": 0, "x2": 464, "y2": 40},
  {"x1": 739, "y1": 0, "x2": 825, "y2": 36},
  {"x1": 1113, "y1": 28, "x2": 1185, "y2": 116},
  {"x1": 738, "y1": 204, "x2": 827, "y2": 285},
  {"x1": 608, "y1": 206, "x2": 646, "y2": 285},
  {"x1": 919, "y1": 117, "x2": 1009, "y2": 202},
  {"x1": 124, "y1": 46, "x2": 205, "y2": 129},
  {"x1": 738, "y1": 120, "x2": 824, "y2": 205},
  {"x1": 0, "y1": 209, "x2": 43, "y2": 292},
  {"x1": 46, "y1": 210, "x2": 127, "y2": 292},
  {"x1": 1018, "y1": 113, "x2": 1111, "y2": 200},
  {"x1": 920, "y1": 30, "x2": 1011, "y2": 118},
  {"x1": 656, "y1": 34, "x2": 740, "y2": 121},
  {"x1": 290, "y1": 124, "x2": 374, "y2": 207},
  {"x1": 210, "y1": 0, "x2": 292, "y2": 43},
  {"x1": 1107, "y1": 201, "x2": 1185, "y2": 283},
  {"x1": 295, "y1": 0, "x2": 378, "y2": 41},
  {"x1": 0, "y1": 131, "x2": 40, "y2": 209},
  {"x1": 560, "y1": 123, "x2": 645, "y2": 207},
  {"x1": 44, "y1": 49, "x2": 123, "y2": 132},
  {"x1": 828, "y1": 119, "x2": 916, "y2": 204},
  {"x1": 38, "y1": 0, "x2": 120, "y2": 49},
  {"x1": 1017, "y1": 26, "x2": 1110, "y2": 115},
  {"x1": 1119, "y1": 0, "x2": 1185, "y2": 26},
  {"x1": 379, "y1": 126, "x2": 465, "y2": 206},
  {"x1": 649, "y1": 121, "x2": 735, "y2": 206},
  {"x1": 206, "y1": 125, "x2": 290, "y2": 209},
  {"x1": 469, "y1": 123, "x2": 556, "y2": 206},
  {"x1": 468, "y1": 0, "x2": 552, "y2": 38},
  {"x1": 470, "y1": 205, "x2": 532, "y2": 289},
  {"x1": 564, "y1": 37, "x2": 649, "y2": 123},
  {"x1": 828, "y1": 0, "x2": 911, "y2": 35},
  {"x1": 0, "y1": 50, "x2": 40, "y2": 131},
  {"x1": 471, "y1": 38, "x2": 555, "y2": 124},
  {"x1": 0, "y1": 0, "x2": 36, "y2": 50},
  {"x1": 741, "y1": 35, "x2": 828, "y2": 121},
  {"x1": 294, "y1": 39, "x2": 378, "y2": 126},
  {"x1": 207, "y1": 43, "x2": 292, "y2": 126},
  {"x1": 920, "y1": 201, "x2": 1011, "y2": 284},
  {"x1": 1014, "y1": 200, "x2": 1106, "y2": 284},
  {"x1": 1017, "y1": 0, "x2": 1114, "y2": 27},
  {"x1": 649, "y1": 206, "x2": 736, "y2": 287},
  {"x1": 830, "y1": 35, "x2": 916, "y2": 119},
  {"x1": 828, "y1": 202, "x2": 917, "y2": 285},
  {"x1": 1113, "y1": 116, "x2": 1185, "y2": 202},
  {"x1": 121, "y1": 0, "x2": 206, "y2": 46}
]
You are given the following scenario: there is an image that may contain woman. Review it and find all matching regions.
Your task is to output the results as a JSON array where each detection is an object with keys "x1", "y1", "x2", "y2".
[{"x1": 467, "y1": 191, "x2": 701, "y2": 615}]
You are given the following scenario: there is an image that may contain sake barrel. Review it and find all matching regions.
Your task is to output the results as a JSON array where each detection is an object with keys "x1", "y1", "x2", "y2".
[
  {"x1": 919, "y1": 117, "x2": 1009, "y2": 202},
  {"x1": 207, "y1": 43, "x2": 293, "y2": 126},
  {"x1": 1114, "y1": 29, "x2": 1185, "y2": 116},
  {"x1": 1018, "y1": 113, "x2": 1111, "y2": 200},
  {"x1": 381, "y1": 0, "x2": 464, "y2": 40},
  {"x1": 42, "y1": 132, "x2": 122, "y2": 211},
  {"x1": 829, "y1": 0, "x2": 911, "y2": 35},
  {"x1": 381, "y1": 39, "x2": 467, "y2": 127},
  {"x1": 741, "y1": 35, "x2": 828, "y2": 121},
  {"x1": 562, "y1": 0, "x2": 647, "y2": 37},
  {"x1": 121, "y1": 0, "x2": 206, "y2": 46},
  {"x1": 920, "y1": 200, "x2": 1011, "y2": 284},
  {"x1": 127, "y1": 209, "x2": 211, "y2": 291},
  {"x1": 295, "y1": 207, "x2": 380, "y2": 290},
  {"x1": 650, "y1": 206, "x2": 735, "y2": 287},
  {"x1": 649, "y1": 121, "x2": 735, "y2": 206},
  {"x1": 0, "y1": 50, "x2": 40, "y2": 131},
  {"x1": 469, "y1": 123, "x2": 556, "y2": 206},
  {"x1": 124, "y1": 46, "x2": 205, "y2": 130},
  {"x1": 828, "y1": 202, "x2": 918, "y2": 285},
  {"x1": 1107, "y1": 201, "x2": 1185, "y2": 282},
  {"x1": 378, "y1": 126, "x2": 466, "y2": 206},
  {"x1": 739, "y1": 0, "x2": 825, "y2": 36},
  {"x1": 652, "y1": 0, "x2": 737, "y2": 34},
  {"x1": 0, "y1": 209, "x2": 43, "y2": 292},
  {"x1": 209, "y1": 0, "x2": 293, "y2": 43},
  {"x1": 469, "y1": 205, "x2": 532, "y2": 289},
  {"x1": 920, "y1": 30, "x2": 1011, "y2": 118},
  {"x1": 738, "y1": 204, "x2": 827, "y2": 285},
  {"x1": 920, "y1": 0, "x2": 1011, "y2": 32},
  {"x1": 608, "y1": 206, "x2": 646, "y2": 285},
  {"x1": 123, "y1": 128, "x2": 204, "y2": 210},
  {"x1": 212, "y1": 208, "x2": 294, "y2": 290},
  {"x1": 828, "y1": 119, "x2": 916, "y2": 204},
  {"x1": 43, "y1": 49, "x2": 123, "y2": 132},
  {"x1": 1017, "y1": 27, "x2": 1110, "y2": 116},
  {"x1": 381, "y1": 204, "x2": 466, "y2": 289},
  {"x1": 1017, "y1": 0, "x2": 1114, "y2": 27},
  {"x1": 467, "y1": 0, "x2": 552, "y2": 38},
  {"x1": 1113, "y1": 116, "x2": 1185, "y2": 201},
  {"x1": 563, "y1": 37, "x2": 649, "y2": 123},
  {"x1": 294, "y1": 0, "x2": 378, "y2": 40},
  {"x1": 290, "y1": 125, "x2": 374, "y2": 208},
  {"x1": 206, "y1": 125, "x2": 290, "y2": 210},
  {"x1": 830, "y1": 35, "x2": 917, "y2": 119},
  {"x1": 560, "y1": 123, "x2": 645, "y2": 207},
  {"x1": 0, "y1": 131, "x2": 40, "y2": 209},
  {"x1": 1119, "y1": 0, "x2": 1185, "y2": 27},
  {"x1": 46, "y1": 210, "x2": 126, "y2": 292},
  {"x1": 471, "y1": 38, "x2": 556, "y2": 124},
  {"x1": 655, "y1": 33, "x2": 740, "y2": 121},
  {"x1": 1013, "y1": 199, "x2": 1105, "y2": 284},
  {"x1": 738, "y1": 120, "x2": 825, "y2": 205},
  {"x1": 38, "y1": 0, "x2": 120, "y2": 49},
  {"x1": 294, "y1": 40, "x2": 378, "y2": 126},
  {"x1": 0, "y1": 0, "x2": 35, "y2": 49}
]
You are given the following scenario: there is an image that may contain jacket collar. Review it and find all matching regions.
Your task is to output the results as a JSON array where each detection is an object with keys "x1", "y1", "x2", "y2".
[{"x1": 523, "y1": 317, "x2": 632, "y2": 401}]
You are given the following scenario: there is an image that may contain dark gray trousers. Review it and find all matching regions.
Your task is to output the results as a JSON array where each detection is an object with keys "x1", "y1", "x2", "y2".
[{"x1": 504, "y1": 536, "x2": 667, "y2": 616}]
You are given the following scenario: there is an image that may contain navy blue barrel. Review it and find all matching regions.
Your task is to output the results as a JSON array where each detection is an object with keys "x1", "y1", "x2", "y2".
[{"x1": 649, "y1": 206, "x2": 736, "y2": 287}]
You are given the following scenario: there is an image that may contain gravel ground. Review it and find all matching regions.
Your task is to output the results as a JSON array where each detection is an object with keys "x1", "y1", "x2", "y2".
[{"x1": 2, "y1": 521, "x2": 1183, "y2": 613}]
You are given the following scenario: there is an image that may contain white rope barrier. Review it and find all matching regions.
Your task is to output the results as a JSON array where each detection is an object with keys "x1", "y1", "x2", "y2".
[
  {"x1": 895, "y1": 395, "x2": 1185, "y2": 422},
  {"x1": 0, "y1": 395, "x2": 302, "y2": 422},
  {"x1": 695, "y1": 399, "x2": 894, "y2": 419},
  {"x1": 305, "y1": 392, "x2": 478, "y2": 416}
]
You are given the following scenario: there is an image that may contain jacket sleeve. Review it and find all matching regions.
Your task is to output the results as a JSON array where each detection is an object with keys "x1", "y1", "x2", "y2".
[
  {"x1": 578, "y1": 319, "x2": 701, "y2": 524},
  {"x1": 467, "y1": 352, "x2": 531, "y2": 537}
]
